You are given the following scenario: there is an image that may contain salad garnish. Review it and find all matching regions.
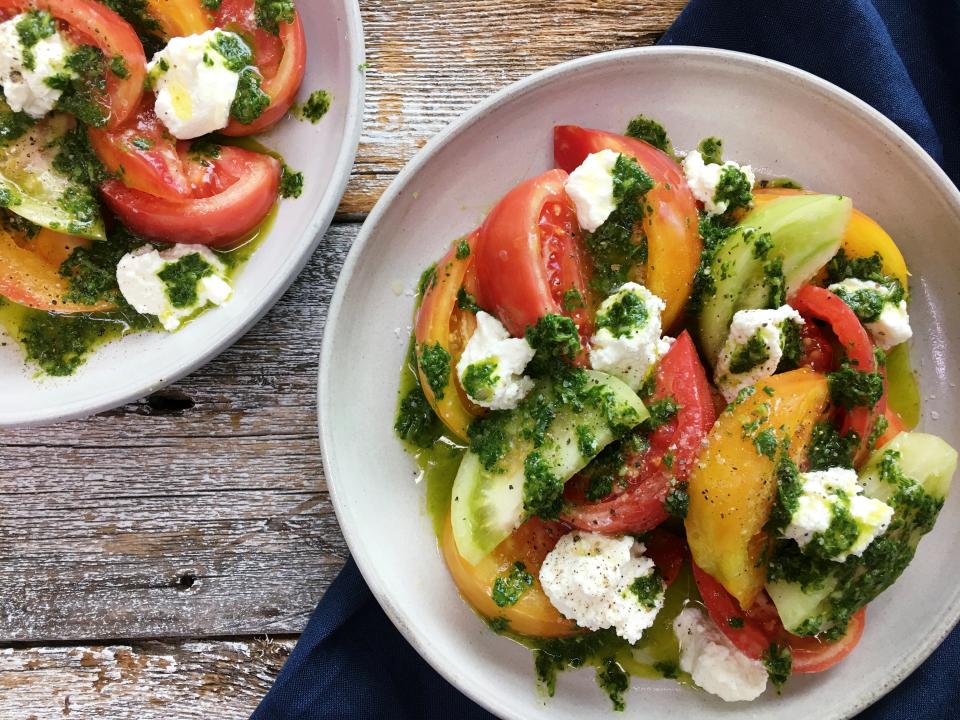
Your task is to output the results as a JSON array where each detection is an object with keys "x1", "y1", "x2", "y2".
[{"x1": 395, "y1": 114, "x2": 956, "y2": 708}]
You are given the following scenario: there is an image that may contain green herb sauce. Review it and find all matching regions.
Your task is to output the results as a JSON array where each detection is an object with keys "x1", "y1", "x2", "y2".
[{"x1": 294, "y1": 90, "x2": 332, "y2": 123}]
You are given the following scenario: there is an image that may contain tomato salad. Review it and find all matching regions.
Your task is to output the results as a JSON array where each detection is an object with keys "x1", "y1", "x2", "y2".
[
  {"x1": 395, "y1": 117, "x2": 957, "y2": 708},
  {"x1": 0, "y1": 0, "x2": 327, "y2": 376}
]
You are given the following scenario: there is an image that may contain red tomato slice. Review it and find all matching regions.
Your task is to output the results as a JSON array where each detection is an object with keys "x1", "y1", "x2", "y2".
[
  {"x1": 88, "y1": 98, "x2": 193, "y2": 200},
  {"x1": 553, "y1": 126, "x2": 700, "y2": 332},
  {"x1": 215, "y1": 0, "x2": 306, "y2": 136},
  {"x1": 791, "y1": 285, "x2": 885, "y2": 463},
  {"x1": 563, "y1": 331, "x2": 716, "y2": 533},
  {"x1": 0, "y1": 0, "x2": 146, "y2": 128},
  {"x1": 797, "y1": 320, "x2": 836, "y2": 373},
  {"x1": 99, "y1": 146, "x2": 280, "y2": 247},
  {"x1": 475, "y1": 169, "x2": 592, "y2": 341},
  {"x1": 790, "y1": 608, "x2": 866, "y2": 673},
  {"x1": 643, "y1": 529, "x2": 687, "y2": 588},
  {"x1": 694, "y1": 560, "x2": 866, "y2": 670},
  {"x1": 692, "y1": 561, "x2": 774, "y2": 659}
]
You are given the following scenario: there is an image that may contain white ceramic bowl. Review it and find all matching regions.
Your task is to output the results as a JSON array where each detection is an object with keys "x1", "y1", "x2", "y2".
[
  {"x1": 320, "y1": 47, "x2": 960, "y2": 719},
  {"x1": 0, "y1": 0, "x2": 365, "y2": 428}
]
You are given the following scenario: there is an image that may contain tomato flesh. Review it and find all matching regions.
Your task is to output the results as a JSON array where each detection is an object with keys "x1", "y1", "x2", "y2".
[
  {"x1": 563, "y1": 331, "x2": 716, "y2": 533},
  {"x1": 215, "y1": 0, "x2": 306, "y2": 136},
  {"x1": 0, "y1": 0, "x2": 146, "y2": 128},
  {"x1": 475, "y1": 169, "x2": 592, "y2": 341},
  {"x1": 792, "y1": 285, "x2": 885, "y2": 464},
  {"x1": 99, "y1": 145, "x2": 281, "y2": 246},
  {"x1": 553, "y1": 126, "x2": 700, "y2": 332}
]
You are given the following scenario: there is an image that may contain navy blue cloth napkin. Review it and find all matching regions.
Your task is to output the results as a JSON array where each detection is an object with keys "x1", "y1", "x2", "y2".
[{"x1": 253, "y1": 1, "x2": 960, "y2": 717}]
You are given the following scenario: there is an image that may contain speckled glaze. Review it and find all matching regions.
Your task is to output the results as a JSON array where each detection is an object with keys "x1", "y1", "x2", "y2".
[
  {"x1": 320, "y1": 47, "x2": 960, "y2": 719},
  {"x1": 0, "y1": 0, "x2": 365, "y2": 427}
]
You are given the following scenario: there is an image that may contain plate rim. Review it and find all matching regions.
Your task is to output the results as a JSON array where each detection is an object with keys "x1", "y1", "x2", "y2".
[
  {"x1": 0, "y1": 0, "x2": 366, "y2": 428},
  {"x1": 319, "y1": 45, "x2": 960, "y2": 720}
]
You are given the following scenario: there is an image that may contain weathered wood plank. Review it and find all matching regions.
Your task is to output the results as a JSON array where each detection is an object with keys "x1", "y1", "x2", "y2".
[
  {"x1": 0, "y1": 637, "x2": 294, "y2": 719},
  {"x1": 337, "y1": 0, "x2": 687, "y2": 216},
  {"x1": 0, "y1": 225, "x2": 358, "y2": 643}
]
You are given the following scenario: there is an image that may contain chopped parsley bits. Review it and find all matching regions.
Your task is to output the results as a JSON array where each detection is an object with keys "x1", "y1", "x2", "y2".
[
  {"x1": 625, "y1": 113, "x2": 672, "y2": 154},
  {"x1": 254, "y1": 0, "x2": 296, "y2": 35},
  {"x1": 158, "y1": 252, "x2": 214, "y2": 308},
  {"x1": 295, "y1": 89, "x2": 332, "y2": 123},
  {"x1": 492, "y1": 561, "x2": 534, "y2": 607},
  {"x1": 828, "y1": 364, "x2": 885, "y2": 410},
  {"x1": 279, "y1": 164, "x2": 304, "y2": 198},
  {"x1": 418, "y1": 342, "x2": 451, "y2": 400}
]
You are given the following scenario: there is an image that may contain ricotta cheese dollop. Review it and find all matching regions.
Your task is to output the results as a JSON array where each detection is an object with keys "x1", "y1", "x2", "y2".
[
  {"x1": 781, "y1": 466, "x2": 894, "y2": 562},
  {"x1": 0, "y1": 13, "x2": 72, "y2": 118},
  {"x1": 455, "y1": 311, "x2": 535, "y2": 411},
  {"x1": 674, "y1": 606, "x2": 769, "y2": 702},
  {"x1": 117, "y1": 244, "x2": 233, "y2": 332},
  {"x1": 147, "y1": 30, "x2": 249, "y2": 140},
  {"x1": 564, "y1": 149, "x2": 620, "y2": 232},
  {"x1": 589, "y1": 282, "x2": 672, "y2": 391},
  {"x1": 715, "y1": 305, "x2": 804, "y2": 403},
  {"x1": 681, "y1": 150, "x2": 756, "y2": 216},
  {"x1": 539, "y1": 531, "x2": 665, "y2": 644},
  {"x1": 828, "y1": 277, "x2": 912, "y2": 351}
]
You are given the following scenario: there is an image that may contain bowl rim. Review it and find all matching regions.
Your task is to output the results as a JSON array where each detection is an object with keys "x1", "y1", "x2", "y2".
[
  {"x1": 0, "y1": 0, "x2": 366, "y2": 428},
  {"x1": 318, "y1": 45, "x2": 960, "y2": 720}
]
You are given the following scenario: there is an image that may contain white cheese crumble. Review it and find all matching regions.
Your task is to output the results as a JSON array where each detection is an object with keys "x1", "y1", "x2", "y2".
[
  {"x1": 674, "y1": 607, "x2": 768, "y2": 702},
  {"x1": 564, "y1": 149, "x2": 619, "y2": 232},
  {"x1": 782, "y1": 467, "x2": 893, "y2": 562},
  {"x1": 0, "y1": 14, "x2": 72, "y2": 118},
  {"x1": 455, "y1": 311, "x2": 535, "y2": 411},
  {"x1": 539, "y1": 532, "x2": 664, "y2": 644},
  {"x1": 116, "y1": 244, "x2": 233, "y2": 332},
  {"x1": 147, "y1": 30, "x2": 246, "y2": 140},
  {"x1": 681, "y1": 150, "x2": 756, "y2": 216},
  {"x1": 828, "y1": 277, "x2": 912, "y2": 351},
  {"x1": 589, "y1": 282, "x2": 671, "y2": 391},
  {"x1": 715, "y1": 305, "x2": 804, "y2": 403}
]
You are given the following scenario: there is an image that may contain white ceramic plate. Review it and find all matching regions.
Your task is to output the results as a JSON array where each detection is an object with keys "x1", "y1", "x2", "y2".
[
  {"x1": 320, "y1": 47, "x2": 960, "y2": 719},
  {"x1": 0, "y1": 0, "x2": 365, "y2": 428}
]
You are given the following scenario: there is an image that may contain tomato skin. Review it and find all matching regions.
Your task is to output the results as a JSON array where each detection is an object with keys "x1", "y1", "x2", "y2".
[
  {"x1": 475, "y1": 169, "x2": 592, "y2": 340},
  {"x1": 694, "y1": 560, "x2": 865, "y2": 671},
  {"x1": 215, "y1": 0, "x2": 307, "y2": 136},
  {"x1": 441, "y1": 513, "x2": 579, "y2": 638},
  {"x1": 790, "y1": 609, "x2": 866, "y2": 673},
  {"x1": 692, "y1": 561, "x2": 774, "y2": 659},
  {"x1": 553, "y1": 126, "x2": 701, "y2": 331},
  {"x1": 563, "y1": 331, "x2": 716, "y2": 534},
  {"x1": 100, "y1": 146, "x2": 280, "y2": 247},
  {"x1": 0, "y1": 0, "x2": 146, "y2": 128},
  {"x1": 414, "y1": 232, "x2": 481, "y2": 441}
]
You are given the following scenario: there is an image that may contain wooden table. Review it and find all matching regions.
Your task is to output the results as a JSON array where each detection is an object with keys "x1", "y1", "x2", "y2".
[{"x1": 0, "y1": 2, "x2": 685, "y2": 716}]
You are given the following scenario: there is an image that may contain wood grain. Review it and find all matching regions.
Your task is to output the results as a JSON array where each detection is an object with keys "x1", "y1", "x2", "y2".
[
  {"x1": 339, "y1": 0, "x2": 687, "y2": 216},
  {"x1": 0, "y1": 225, "x2": 355, "y2": 643},
  {"x1": 0, "y1": 637, "x2": 294, "y2": 719},
  {"x1": 0, "y1": 0, "x2": 685, "y2": 714}
]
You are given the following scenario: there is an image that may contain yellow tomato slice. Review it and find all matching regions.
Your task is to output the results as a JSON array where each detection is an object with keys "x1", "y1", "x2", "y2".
[
  {"x1": 147, "y1": 0, "x2": 213, "y2": 37},
  {"x1": 685, "y1": 368, "x2": 830, "y2": 609},
  {"x1": 754, "y1": 188, "x2": 908, "y2": 287},
  {"x1": 414, "y1": 234, "x2": 481, "y2": 441},
  {"x1": 441, "y1": 514, "x2": 579, "y2": 638},
  {"x1": 0, "y1": 229, "x2": 113, "y2": 313}
]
